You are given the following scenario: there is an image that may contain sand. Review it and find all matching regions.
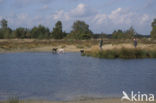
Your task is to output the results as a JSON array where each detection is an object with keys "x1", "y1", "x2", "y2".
[
  {"x1": 0, "y1": 43, "x2": 156, "y2": 53},
  {"x1": 0, "y1": 39, "x2": 156, "y2": 53}
]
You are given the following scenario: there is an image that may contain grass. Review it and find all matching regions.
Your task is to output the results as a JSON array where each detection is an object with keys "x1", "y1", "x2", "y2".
[
  {"x1": 61, "y1": 45, "x2": 66, "y2": 48},
  {"x1": 76, "y1": 45, "x2": 84, "y2": 49},
  {"x1": 0, "y1": 38, "x2": 155, "y2": 50},
  {"x1": 0, "y1": 38, "x2": 156, "y2": 53},
  {"x1": 0, "y1": 39, "x2": 98, "y2": 50},
  {"x1": 8, "y1": 97, "x2": 19, "y2": 103},
  {"x1": 84, "y1": 47, "x2": 156, "y2": 59}
]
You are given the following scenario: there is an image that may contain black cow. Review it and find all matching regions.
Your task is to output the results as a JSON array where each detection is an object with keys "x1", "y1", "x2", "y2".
[{"x1": 52, "y1": 48, "x2": 58, "y2": 54}]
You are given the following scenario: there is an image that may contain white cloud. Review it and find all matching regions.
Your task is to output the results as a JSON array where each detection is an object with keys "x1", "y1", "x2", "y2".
[
  {"x1": 108, "y1": 8, "x2": 134, "y2": 25},
  {"x1": 93, "y1": 8, "x2": 151, "y2": 26},
  {"x1": 52, "y1": 6, "x2": 144, "y2": 28},
  {"x1": 93, "y1": 14, "x2": 107, "y2": 24},
  {"x1": 70, "y1": 3, "x2": 86, "y2": 17},
  {"x1": 4, "y1": 4, "x2": 154, "y2": 34},
  {"x1": 52, "y1": 10, "x2": 70, "y2": 21},
  {"x1": 52, "y1": 3, "x2": 96, "y2": 21},
  {"x1": 7, "y1": 13, "x2": 30, "y2": 28},
  {"x1": 140, "y1": 14, "x2": 150, "y2": 24},
  {"x1": 92, "y1": 8, "x2": 153, "y2": 34}
]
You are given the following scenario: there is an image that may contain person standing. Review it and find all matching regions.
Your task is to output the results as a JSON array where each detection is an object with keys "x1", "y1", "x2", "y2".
[
  {"x1": 99, "y1": 39, "x2": 103, "y2": 50},
  {"x1": 133, "y1": 38, "x2": 137, "y2": 48}
]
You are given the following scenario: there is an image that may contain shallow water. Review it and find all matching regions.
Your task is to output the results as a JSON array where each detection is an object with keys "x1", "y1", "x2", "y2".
[{"x1": 0, "y1": 52, "x2": 156, "y2": 100}]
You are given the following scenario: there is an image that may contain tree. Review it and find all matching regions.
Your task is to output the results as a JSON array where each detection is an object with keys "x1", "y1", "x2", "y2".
[
  {"x1": 0, "y1": 19, "x2": 8, "y2": 29},
  {"x1": 2, "y1": 28, "x2": 12, "y2": 38},
  {"x1": 151, "y1": 19, "x2": 156, "y2": 27},
  {"x1": 125, "y1": 26, "x2": 135, "y2": 38},
  {"x1": 51, "y1": 21, "x2": 66, "y2": 39},
  {"x1": 13, "y1": 27, "x2": 29, "y2": 38},
  {"x1": 0, "y1": 29, "x2": 3, "y2": 38},
  {"x1": 112, "y1": 29, "x2": 124, "y2": 39},
  {"x1": 68, "y1": 20, "x2": 92, "y2": 39},
  {"x1": 31, "y1": 25, "x2": 50, "y2": 39},
  {"x1": 0, "y1": 28, "x2": 12, "y2": 39},
  {"x1": 112, "y1": 27, "x2": 135, "y2": 39},
  {"x1": 0, "y1": 19, "x2": 13, "y2": 38},
  {"x1": 151, "y1": 19, "x2": 156, "y2": 39}
]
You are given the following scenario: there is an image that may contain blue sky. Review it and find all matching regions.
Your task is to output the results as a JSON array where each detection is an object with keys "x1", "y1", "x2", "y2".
[{"x1": 0, "y1": 0, "x2": 156, "y2": 34}]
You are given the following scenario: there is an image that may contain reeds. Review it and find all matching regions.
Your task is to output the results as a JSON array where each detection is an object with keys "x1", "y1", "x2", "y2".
[
  {"x1": 84, "y1": 48, "x2": 156, "y2": 59},
  {"x1": 8, "y1": 97, "x2": 19, "y2": 103}
]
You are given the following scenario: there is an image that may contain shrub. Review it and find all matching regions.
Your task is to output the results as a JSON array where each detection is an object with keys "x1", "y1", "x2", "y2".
[
  {"x1": 8, "y1": 97, "x2": 19, "y2": 103},
  {"x1": 84, "y1": 48, "x2": 156, "y2": 59}
]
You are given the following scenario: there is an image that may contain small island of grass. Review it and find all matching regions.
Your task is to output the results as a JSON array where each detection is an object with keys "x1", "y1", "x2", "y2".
[{"x1": 83, "y1": 47, "x2": 156, "y2": 59}]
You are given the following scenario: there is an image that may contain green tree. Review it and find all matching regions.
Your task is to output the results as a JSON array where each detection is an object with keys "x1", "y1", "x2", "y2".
[
  {"x1": 125, "y1": 26, "x2": 135, "y2": 38},
  {"x1": 0, "y1": 29, "x2": 3, "y2": 38},
  {"x1": 112, "y1": 29, "x2": 124, "y2": 39},
  {"x1": 13, "y1": 27, "x2": 29, "y2": 38},
  {"x1": 2, "y1": 28, "x2": 12, "y2": 38},
  {"x1": 0, "y1": 19, "x2": 12, "y2": 38},
  {"x1": 112, "y1": 27, "x2": 135, "y2": 39},
  {"x1": 31, "y1": 25, "x2": 50, "y2": 39},
  {"x1": 68, "y1": 20, "x2": 92, "y2": 39},
  {"x1": 151, "y1": 19, "x2": 156, "y2": 39},
  {"x1": 0, "y1": 19, "x2": 8, "y2": 29},
  {"x1": 151, "y1": 19, "x2": 156, "y2": 27},
  {"x1": 51, "y1": 21, "x2": 66, "y2": 39}
]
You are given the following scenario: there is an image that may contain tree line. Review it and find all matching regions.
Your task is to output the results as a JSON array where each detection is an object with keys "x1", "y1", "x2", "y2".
[{"x1": 0, "y1": 18, "x2": 156, "y2": 39}]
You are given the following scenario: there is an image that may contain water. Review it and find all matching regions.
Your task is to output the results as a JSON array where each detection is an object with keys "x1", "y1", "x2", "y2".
[{"x1": 0, "y1": 52, "x2": 156, "y2": 100}]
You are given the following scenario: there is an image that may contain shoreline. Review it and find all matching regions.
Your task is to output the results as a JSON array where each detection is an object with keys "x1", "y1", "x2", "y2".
[
  {"x1": 0, "y1": 98, "x2": 123, "y2": 103},
  {"x1": 1, "y1": 44, "x2": 156, "y2": 53},
  {"x1": 1, "y1": 97, "x2": 155, "y2": 103},
  {"x1": 0, "y1": 45, "x2": 83, "y2": 54},
  {"x1": 0, "y1": 39, "x2": 156, "y2": 54}
]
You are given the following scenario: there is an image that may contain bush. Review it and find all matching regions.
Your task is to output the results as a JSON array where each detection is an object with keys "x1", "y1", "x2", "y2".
[
  {"x1": 31, "y1": 25, "x2": 50, "y2": 39},
  {"x1": 68, "y1": 20, "x2": 93, "y2": 40},
  {"x1": 8, "y1": 97, "x2": 19, "y2": 103},
  {"x1": 84, "y1": 48, "x2": 156, "y2": 59}
]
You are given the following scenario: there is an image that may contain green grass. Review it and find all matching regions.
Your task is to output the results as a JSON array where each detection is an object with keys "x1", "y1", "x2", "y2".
[
  {"x1": 76, "y1": 45, "x2": 84, "y2": 49},
  {"x1": 8, "y1": 97, "x2": 19, "y2": 103},
  {"x1": 84, "y1": 48, "x2": 156, "y2": 59}
]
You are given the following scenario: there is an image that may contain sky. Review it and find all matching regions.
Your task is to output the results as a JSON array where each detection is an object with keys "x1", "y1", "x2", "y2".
[{"x1": 0, "y1": 0, "x2": 156, "y2": 35}]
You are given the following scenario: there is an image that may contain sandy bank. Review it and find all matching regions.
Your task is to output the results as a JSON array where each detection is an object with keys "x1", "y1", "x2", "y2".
[
  {"x1": 0, "y1": 39, "x2": 156, "y2": 53},
  {"x1": 1, "y1": 43, "x2": 156, "y2": 53}
]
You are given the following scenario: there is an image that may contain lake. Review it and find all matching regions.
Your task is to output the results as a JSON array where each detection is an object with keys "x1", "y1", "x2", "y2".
[{"x1": 0, "y1": 52, "x2": 156, "y2": 100}]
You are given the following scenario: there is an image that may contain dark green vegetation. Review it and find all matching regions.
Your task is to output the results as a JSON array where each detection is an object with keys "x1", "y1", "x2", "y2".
[
  {"x1": 151, "y1": 19, "x2": 156, "y2": 39},
  {"x1": 51, "y1": 21, "x2": 67, "y2": 39},
  {"x1": 8, "y1": 97, "x2": 19, "y2": 103},
  {"x1": 84, "y1": 48, "x2": 156, "y2": 59},
  {"x1": 67, "y1": 20, "x2": 92, "y2": 39},
  {"x1": 0, "y1": 19, "x2": 12, "y2": 39},
  {"x1": 0, "y1": 39, "x2": 100, "y2": 51},
  {"x1": 0, "y1": 18, "x2": 156, "y2": 40},
  {"x1": 112, "y1": 27, "x2": 135, "y2": 39}
]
